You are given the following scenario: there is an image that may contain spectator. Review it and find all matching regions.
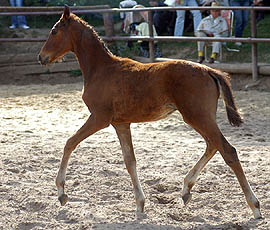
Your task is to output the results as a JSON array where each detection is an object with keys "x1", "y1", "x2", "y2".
[
  {"x1": 135, "y1": 21, "x2": 162, "y2": 57},
  {"x1": 126, "y1": 5, "x2": 162, "y2": 58},
  {"x1": 119, "y1": 0, "x2": 138, "y2": 32},
  {"x1": 195, "y1": 1, "x2": 229, "y2": 63},
  {"x1": 122, "y1": 4, "x2": 147, "y2": 50},
  {"x1": 149, "y1": 0, "x2": 176, "y2": 35},
  {"x1": 172, "y1": 0, "x2": 202, "y2": 36},
  {"x1": 216, "y1": 0, "x2": 229, "y2": 5},
  {"x1": 119, "y1": 1, "x2": 138, "y2": 20},
  {"x1": 122, "y1": 4, "x2": 146, "y2": 33},
  {"x1": 201, "y1": 0, "x2": 229, "y2": 6},
  {"x1": 230, "y1": 0, "x2": 250, "y2": 46},
  {"x1": 9, "y1": 0, "x2": 29, "y2": 29}
]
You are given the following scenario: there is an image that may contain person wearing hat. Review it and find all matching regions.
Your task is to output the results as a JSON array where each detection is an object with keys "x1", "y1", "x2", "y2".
[{"x1": 195, "y1": 1, "x2": 229, "y2": 63}]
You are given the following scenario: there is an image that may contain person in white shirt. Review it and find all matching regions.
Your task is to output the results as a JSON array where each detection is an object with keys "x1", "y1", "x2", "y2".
[{"x1": 195, "y1": 1, "x2": 228, "y2": 63}]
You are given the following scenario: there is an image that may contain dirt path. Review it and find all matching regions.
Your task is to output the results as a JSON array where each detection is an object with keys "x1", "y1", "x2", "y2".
[{"x1": 0, "y1": 81, "x2": 269, "y2": 230}]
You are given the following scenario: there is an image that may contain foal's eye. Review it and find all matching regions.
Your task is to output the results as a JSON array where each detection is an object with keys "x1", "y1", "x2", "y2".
[{"x1": 51, "y1": 28, "x2": 57, "y2": 35}]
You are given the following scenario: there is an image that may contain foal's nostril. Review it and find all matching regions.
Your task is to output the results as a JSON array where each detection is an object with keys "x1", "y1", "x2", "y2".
[
  {"x1": 38, "y1": 54, "x2": 42, "y2": 63},
  {"x1": 38, "y1": 54, "x2": 49, "y2": 65}
]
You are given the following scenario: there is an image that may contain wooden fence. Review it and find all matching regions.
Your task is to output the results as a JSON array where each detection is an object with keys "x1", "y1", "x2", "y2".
[{"x1": 1, "y1": 5, "x2": 270, "y2": 80}]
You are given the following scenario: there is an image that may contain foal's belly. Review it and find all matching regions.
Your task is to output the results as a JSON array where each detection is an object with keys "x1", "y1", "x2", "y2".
[{"x1": 112, "y1": 103, "x2": 177, "y2": 123}]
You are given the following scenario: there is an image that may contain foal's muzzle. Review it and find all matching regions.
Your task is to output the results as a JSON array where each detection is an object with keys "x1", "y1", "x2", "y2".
[{"x1": 38, "y1": 54, "x2": 49, "y2": 65}]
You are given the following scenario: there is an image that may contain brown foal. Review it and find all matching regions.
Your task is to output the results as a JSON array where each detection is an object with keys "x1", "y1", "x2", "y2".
[{"x1": 38, "y1": 6, "x2": 261, "y2": 219}]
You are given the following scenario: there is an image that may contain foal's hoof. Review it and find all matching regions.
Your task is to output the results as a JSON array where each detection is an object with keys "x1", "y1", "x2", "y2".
[
  {"x1": 58, "y1": 194, "x2": 69, "y2": 206},
  {"x1": 136, "y1": 200, "x2": 145, "y2": 213},
  {"x1": 182, "y1": 193, "x2": 192, "y2": 206},
  {"x1": 253, "y1": 209, "x2": 263, "y2": 219}
]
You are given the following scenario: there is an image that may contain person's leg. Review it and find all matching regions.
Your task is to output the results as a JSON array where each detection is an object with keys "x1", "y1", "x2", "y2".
[
  {"x1": 231, "y1": 1, "x2": 242, "y2": 38},
  {"x1": 174, "y1": 0, "x2": 189, "y2": 36},
  {"x1": 241, "y1": 0, "x2": 250, "y2": 35},
  {"x1": 16, "y1": 0, "x2": 28, "y2": 27},
  {"x1": 195, "y1": 31, "x2": 206, "y2": 63},
  {"x1": 209, "y1": 41, "x2": 221, "y2": 63},
  {"x1": 139, "y1": 41, "x2": 149, "y2": 58},
  {"x1": 189, "y1": 0, "x2": 202, "y2": 32},
  {"x1": 212, "y1": 40, "x2": 221, "y2": 54},
  {"x1": 9, "y1": 0, "x2": 18, "y2": 27},
  {"x1": 196, "y1": 31, "x2": 206, "y2": 52},
  {"x1": 191, "y1": 10, "x2": 202, "y2": 32},
  {"x1": 174, "y1": 10, "x2": 186, "y2": 36}
]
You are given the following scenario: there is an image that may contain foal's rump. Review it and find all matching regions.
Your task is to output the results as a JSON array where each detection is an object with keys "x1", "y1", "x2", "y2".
[{"x1": 156, "y1": 59, "x2": 242, "y2": 127}]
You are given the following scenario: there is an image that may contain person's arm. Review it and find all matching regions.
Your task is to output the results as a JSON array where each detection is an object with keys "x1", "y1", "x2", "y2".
[
  {"x1": 196, "y1": 18, "x2": 214, "y2": 36},
  {"x1": 213, "y1": 18, "x2": 229, "y2": 36}
]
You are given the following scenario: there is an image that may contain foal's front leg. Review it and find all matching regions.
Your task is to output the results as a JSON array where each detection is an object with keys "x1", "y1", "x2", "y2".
[
  {"x1": 113, "y1": 123, "x2": 145, "y2": 212},
  {"x1": 56, "y1": 114, "x2": 110, "y2": 206}
]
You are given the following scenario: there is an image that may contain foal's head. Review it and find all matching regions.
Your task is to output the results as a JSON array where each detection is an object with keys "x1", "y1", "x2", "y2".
[{"x1": 38, "y1": 6, "x2": 74, "y2": 65}]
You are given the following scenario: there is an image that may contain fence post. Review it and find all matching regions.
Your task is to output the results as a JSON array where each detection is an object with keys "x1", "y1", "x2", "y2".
[
  {"x1": 251, "y1": 8, "x2": 258, "y2": 81},
  {"x1": 148, "y1": 11, "x2": 155, "y2": 62},
  {"x1": 103, "y1": 12, "x2": 115, "y2": 37}
]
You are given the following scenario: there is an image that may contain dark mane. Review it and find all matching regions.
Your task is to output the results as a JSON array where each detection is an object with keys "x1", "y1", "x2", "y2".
[{"x1": 69, "y1": 13, "x2": 113, "y2": 55}]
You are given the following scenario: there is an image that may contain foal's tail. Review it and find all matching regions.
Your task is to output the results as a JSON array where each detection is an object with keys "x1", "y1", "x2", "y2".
[{"x1": 209, "y1": 70, "x2": 243, "y2": 127}]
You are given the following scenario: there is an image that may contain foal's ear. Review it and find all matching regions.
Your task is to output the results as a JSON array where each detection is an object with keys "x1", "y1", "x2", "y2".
[{"x1": 63, "y1": 5, "x2": 70, "y2": 20}]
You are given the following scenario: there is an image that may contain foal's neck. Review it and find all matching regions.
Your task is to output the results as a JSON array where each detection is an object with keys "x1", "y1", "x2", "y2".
[{"x1": 71, "y1": 24, "x2": 114, "y2": 84}]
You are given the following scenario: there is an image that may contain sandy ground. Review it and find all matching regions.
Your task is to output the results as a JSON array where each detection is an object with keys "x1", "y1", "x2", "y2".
[{"x1": 0, "y1": 80, "x2": 270, "y2": 230}]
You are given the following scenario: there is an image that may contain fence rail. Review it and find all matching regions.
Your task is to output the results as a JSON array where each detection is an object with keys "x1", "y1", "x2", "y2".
[{"x1": 1, "y1": 6, "x2": 270, "y2": 80}]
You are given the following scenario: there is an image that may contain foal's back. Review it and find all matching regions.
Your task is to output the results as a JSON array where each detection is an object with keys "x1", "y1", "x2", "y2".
[{"x1": 102, "y1": 57, "x2": 220, "y2": 124}]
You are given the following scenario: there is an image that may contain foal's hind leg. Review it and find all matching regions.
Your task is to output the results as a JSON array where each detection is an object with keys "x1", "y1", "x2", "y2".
[
  {"x1": 113, "y1": 123, "x2": 145, "y2": 212},
  {"x1": 219, "y1": 136, "x2": 262, "y2": 219},
  {"x1": 182, "y1": 115, "x2": 261, "y2": 218},
  {"x1": 182, "y1": 143, "x2": 217, "y2": 205}
]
